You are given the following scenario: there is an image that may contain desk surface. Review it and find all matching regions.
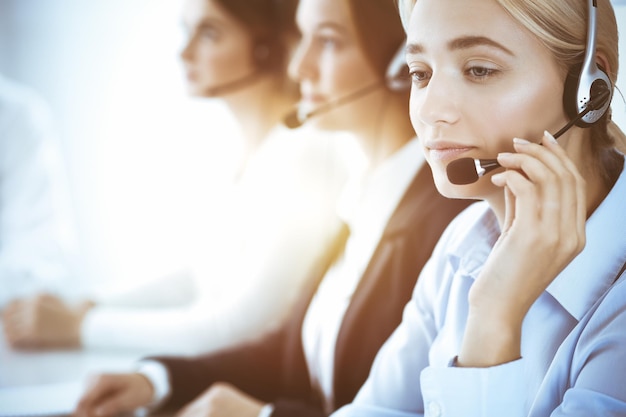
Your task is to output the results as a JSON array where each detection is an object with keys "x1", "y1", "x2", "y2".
[
  {"x1": 0, "y1": 325, "x2": 144, "y2": 388},
  {"x1": 0, "y1": 324, "x2": 163, "y2": 416}
]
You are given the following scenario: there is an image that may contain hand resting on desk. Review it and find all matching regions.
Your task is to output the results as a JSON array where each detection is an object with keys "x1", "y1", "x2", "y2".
[
  {"x1": 74, "y1": 373, "x2": 154, "y2": 417},
  {"x1": 73, "y1": 373, "x2": 266, "y2": 417},
  {"x1": 2, "y1": 293, "x2": 94, "y2": 348},
  {"x1": 175, "y1": 382, "x2": 265, "y2": 417}
]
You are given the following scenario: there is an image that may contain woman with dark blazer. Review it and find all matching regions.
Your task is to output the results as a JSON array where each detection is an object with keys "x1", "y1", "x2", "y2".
[
  {"x1": 150, "y1": 164, "x2": 471, "y2": 417},
  {"x1": 74, "y1": 1, "x2": 472, "y2": 416}
]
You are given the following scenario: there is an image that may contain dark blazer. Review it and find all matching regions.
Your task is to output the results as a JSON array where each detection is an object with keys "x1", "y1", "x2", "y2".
[{"x1": 153, "y1": 163, "x2": 473, "y2": 417}]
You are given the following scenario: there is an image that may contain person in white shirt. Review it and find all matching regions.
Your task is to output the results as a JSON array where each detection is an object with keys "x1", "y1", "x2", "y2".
[
  {"x1": 70, "y1": 0, "x2": 472, "y2": 416},
  {"x1": 0, "y1": 74, "x2": 77, "y2": 311},
  {"x1": 329, "y1": 0, "x2": 626, "y2": 416},
  {"x1": 2, "y1": 0, "x2": 353, "y2": 353}
]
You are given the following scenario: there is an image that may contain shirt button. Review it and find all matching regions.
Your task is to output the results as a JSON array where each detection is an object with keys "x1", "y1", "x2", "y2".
[{"x1": 427, "y1": 401, "x2": 442, "y2": 417}]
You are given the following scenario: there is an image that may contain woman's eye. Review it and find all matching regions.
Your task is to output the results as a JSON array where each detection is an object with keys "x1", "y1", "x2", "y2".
[
  {"x1": 313, "y1": 32, "x2": 342, "y2": 50},
  {"x1": 409, "y1": 70, "x2": 431, "y2": 86},
  {"x1": 466, "y1": 66, "x2": 497, "y2": 79},
  {"x1": 319, "y1": 36, "x2": 337, "y2": 49},
  {"x1": 199, "y1": 26, "x2": 219, "y2": 40}
]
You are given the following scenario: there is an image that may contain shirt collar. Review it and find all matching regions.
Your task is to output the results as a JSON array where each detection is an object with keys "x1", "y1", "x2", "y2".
[
  {"x1": 451, "y1": 161, "x2": 626, "y2": 322},
  {"x1": 453, "y1": 202, "x2": 499, "y2": 279},
  {"x1": 547, "y1": 163, "x2": 626, "y2": 321}
]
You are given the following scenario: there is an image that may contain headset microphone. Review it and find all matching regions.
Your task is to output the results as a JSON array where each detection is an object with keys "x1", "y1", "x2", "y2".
[
  {"x1": 284, "y1": 40, "x2": 410, "y2": 129},
  {"x1": 283, "y1": 82, "x2": 383, "y2": 129},
  {"x1": 446, "y1": 0, "x2": 613, "y2": 185}
]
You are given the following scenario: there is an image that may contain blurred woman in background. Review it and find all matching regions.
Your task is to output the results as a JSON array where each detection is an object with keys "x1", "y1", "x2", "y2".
[{"x1": 3, "y1": 0, "x2": 353, "y2": 355}]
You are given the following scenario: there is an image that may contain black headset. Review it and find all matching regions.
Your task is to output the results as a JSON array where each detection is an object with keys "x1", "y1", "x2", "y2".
[{"x1": 562, "y1": 0, "x2": 613, "y2": 127}]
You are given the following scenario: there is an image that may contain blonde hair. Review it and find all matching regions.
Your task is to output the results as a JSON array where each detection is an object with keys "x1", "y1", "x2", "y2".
[{"x1": 399, "y1": 0, "x2": 625, "y2": 180}]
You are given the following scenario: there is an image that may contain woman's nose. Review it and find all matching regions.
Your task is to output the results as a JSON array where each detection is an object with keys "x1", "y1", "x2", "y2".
[
  {"x1": 414, "y1": 73, "x2": 459, "y2": 127},
  {"x1": 288, "y1": 39, "x2": 316, "y2": 83},
  {"x1": 179, "y1": 36, "x2": 195, "y2": 62}
]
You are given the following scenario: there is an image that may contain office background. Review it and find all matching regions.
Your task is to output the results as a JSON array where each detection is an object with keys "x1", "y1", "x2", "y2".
[
  {"x1": 1, "y1": 0, "x2": 625, "y2": 292},
  {"x1": 0, "y1": 0, "x2": 245, "y2": 291}
]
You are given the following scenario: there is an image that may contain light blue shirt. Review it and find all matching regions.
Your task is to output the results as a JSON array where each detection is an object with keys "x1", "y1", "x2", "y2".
[{"x1": 332, "y1": 163, "x2": 626, "y2": 417}]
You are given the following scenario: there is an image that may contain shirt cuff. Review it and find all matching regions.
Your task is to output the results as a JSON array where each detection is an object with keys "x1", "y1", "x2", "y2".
[
  {"x1": 257, "y1": 403, "x2": 275, "y2": 417},
  {"x1": 421, "y1": 359, "x2": 525, "y2": 417},
  {"x1": 135, "y1": 360, "x2": 172, "y2": 412}
]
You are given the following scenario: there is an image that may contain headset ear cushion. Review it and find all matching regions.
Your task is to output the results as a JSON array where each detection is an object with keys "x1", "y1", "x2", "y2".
[{"x1": 562, "y1": 63, "x2": 612, "y2": 128}]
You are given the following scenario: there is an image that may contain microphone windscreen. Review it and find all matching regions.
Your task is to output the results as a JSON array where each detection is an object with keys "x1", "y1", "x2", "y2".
[
  {"x1": 446, "y1": 158, "x2": 479, "y2": 185},
  {"x1": 283, "y1": 110, "x2": 303, "y2": 129}
]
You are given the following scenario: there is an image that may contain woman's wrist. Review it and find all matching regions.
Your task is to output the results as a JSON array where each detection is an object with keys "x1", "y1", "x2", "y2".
[{"x1": 457, "y1": 308, "x2": 523, "y2": 368}]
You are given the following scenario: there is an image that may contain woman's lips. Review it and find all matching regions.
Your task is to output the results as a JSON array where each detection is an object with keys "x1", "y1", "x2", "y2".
[
  {"x1": 301, "y1": 94, "x2": 326, "y2": 107},
  {"x1": 299, "y1": 95, "x2": 327, "y2": 116},
  {"x1": 426, "y1": 143, "x2": 474, "y2": 162}
]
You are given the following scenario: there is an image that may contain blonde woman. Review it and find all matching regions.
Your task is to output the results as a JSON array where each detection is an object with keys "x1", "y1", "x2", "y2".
[{"x1": 332, "y1": 0, "x2": 626, "y2": 416}]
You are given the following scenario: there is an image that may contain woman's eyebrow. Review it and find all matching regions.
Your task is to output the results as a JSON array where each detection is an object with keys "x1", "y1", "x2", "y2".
[
  {"x1": 449, "y1": 36, "x2": 514, "y2": 55},
  {"x1": 406, "y1": 35, "x2": 514, "y2": 56}
]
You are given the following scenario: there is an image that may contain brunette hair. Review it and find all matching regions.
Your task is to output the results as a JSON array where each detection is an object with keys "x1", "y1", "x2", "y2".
[
  {"x1": 346, "y1": 0, "x2": 407, "y2": 91},
  {"x1": 215, "y1": 0, "x2": 299, "y2": 74}
]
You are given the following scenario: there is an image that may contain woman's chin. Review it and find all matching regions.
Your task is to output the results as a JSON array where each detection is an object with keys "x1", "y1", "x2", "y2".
[
  {"x1": 433, "y1": 172, "x2": 480, "y2": 200},
  {"x1": 185, "y1": 87, "x2": 203, "y2": 97}
]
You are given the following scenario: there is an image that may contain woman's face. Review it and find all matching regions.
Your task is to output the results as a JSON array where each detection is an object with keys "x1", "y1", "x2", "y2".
[
  {"x1": 289, "y1": 0, "x2": 382, "y2": 131},
  {"x1": 406, "y1": 0, "x2": 569, "y2": 200},
  {"x1": 180, "y1": 0, "x2": 256, "y2": 97}
]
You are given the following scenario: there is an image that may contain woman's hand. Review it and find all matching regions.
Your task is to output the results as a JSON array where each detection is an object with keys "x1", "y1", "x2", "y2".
[
  {"x1": 74, "y1": 373, "x2": 154, "y2": 417},
  {"x1": 176, "y1": 382, "x2": 266, "y2": 417},
  {"x1": 459, "y1": 131, "x2": 586, "y2": 367},
  {"x1": 2, "y1": 293, "x2": 94, "y2": 349}
]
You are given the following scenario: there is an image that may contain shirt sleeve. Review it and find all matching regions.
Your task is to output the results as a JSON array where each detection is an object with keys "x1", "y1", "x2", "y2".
[
  {"x1": 420, "y1": 359, "x2": 526, "y2": 417},
  {"x1": 418, "y1": 270, "x2": 626, "y2": 417},
  {"x1": 257, "y1": 404, "x2": 275, "y2": 417},
  {"x1": 135, "y1": 360, "x2": 172, "y2": 411},
  {"x1": 81, "y1": 134, "x2": 347, "y2": 355},
  {"x1": 332, "y1": 360, "x2": 526, "y2": 417},
  {"x1": 80, "y1": 211, "x2": 338, "y2": 355}
]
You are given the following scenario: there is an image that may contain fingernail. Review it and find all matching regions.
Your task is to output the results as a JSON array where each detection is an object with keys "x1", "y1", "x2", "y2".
[
  {"x1": 513, "y1": 137, "x2": 530, "y2": 145},
  {"x1": 497, "y1": 152, "x2": 512, "y2": 161},
  {"x1": 544, "y1": 130, "x2": 558, "y2": 144},
  {"x1": 491, "y1": 173, "x2": 505, "y2": 186}
]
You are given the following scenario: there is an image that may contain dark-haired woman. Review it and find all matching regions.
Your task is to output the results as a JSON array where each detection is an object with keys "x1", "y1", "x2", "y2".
[{"x1": 4, "y1": 0, "x2": 352, "y2": 355}]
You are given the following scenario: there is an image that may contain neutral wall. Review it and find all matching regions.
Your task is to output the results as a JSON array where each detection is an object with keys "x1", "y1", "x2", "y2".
[{"x1": 0, "y1": 0, "x2": 241, "y2": 289}]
